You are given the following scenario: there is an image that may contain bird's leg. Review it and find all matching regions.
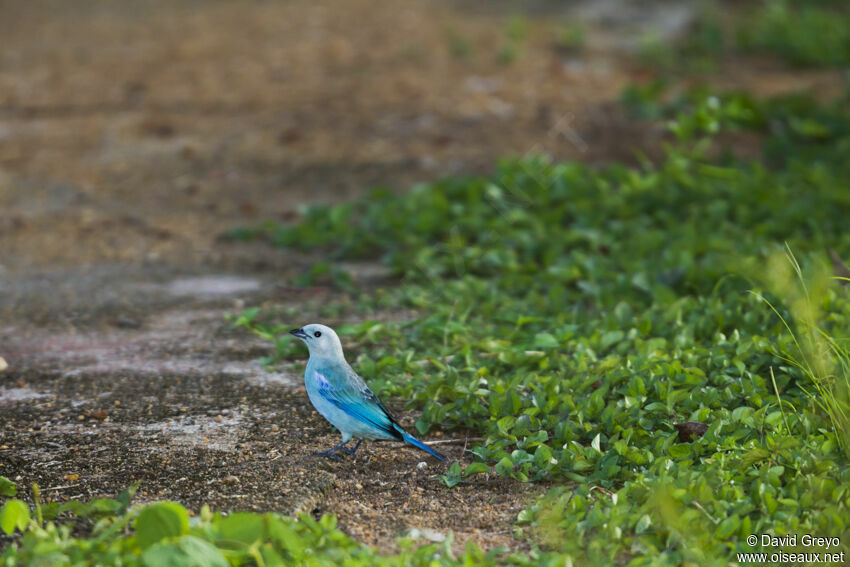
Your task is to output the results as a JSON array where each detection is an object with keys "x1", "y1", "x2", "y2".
[
  {"x1": 340, "y1": 439, "x2": 363, "y2": 456},
  {"x1": 313, "y1": 439, "x2": 351, "y2": 460}
]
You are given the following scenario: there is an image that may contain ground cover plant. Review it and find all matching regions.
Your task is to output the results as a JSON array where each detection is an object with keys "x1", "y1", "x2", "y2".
[
  {"x1": 636, "y1": 0, "x2": 850, "y2": 72},
  {"x1": 232, "y1": 93, "x2": 850, "y2": 564},
  {"x1": 0, "y1": 479, "x2": 521, "y2": 566},
  {"x1": 737, "y1": 0, "x2": 850, "y2": 68}
]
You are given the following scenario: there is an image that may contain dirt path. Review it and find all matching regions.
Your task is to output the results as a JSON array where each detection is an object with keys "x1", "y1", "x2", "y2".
[
  {"x1": 1, "y1": 0, "x2": 678, "y2": 272},
  {"x1": 1, "y1": 272, "x2": 542, "y2": 549},
  {"x1": 1, "y1": 0, "x2": 843, "y2": 553},
  {"x1": 1, "y1": 267, "x2": 543, "y2": 551}
]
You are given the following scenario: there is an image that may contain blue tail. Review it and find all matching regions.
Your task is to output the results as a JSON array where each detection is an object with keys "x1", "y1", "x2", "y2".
[{"x1": 399, "y1": 430, "x2": 447, "y2": 461}]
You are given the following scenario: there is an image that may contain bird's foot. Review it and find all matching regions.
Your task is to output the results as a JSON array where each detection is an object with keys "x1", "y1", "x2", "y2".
[
  {"x1": 312, "y1": 449, "x2": 343, "y2": 461},
  {"x1": 313, "y1": 439, "x2": 360, "y2": 460},
  {"x1": 340, "y1": 439, "x2": 363, "y2": 456}
]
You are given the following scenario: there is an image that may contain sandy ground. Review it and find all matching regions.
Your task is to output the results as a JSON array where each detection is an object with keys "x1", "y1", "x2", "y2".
[{"x1": 1, "y1": 0, "x2": 845, "y2": 553}]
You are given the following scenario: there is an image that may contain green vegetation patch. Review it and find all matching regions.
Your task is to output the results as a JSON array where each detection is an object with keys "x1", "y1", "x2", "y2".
[
  {"x1": 738, "y1": 0, "x2": 850, "y2": 68},
  {"x1": 0, "y1": 481, "x2": 522, "y2": 566},
  {"x1": 638, "y1": 0, "x2": 850, "y2": 72},
  {"x1": 234, "y1": 94, "x2": 850, "y2": 563}
]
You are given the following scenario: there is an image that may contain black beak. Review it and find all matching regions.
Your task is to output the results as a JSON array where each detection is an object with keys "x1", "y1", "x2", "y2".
[{"x1": 289, "y1": 327, "x2": 308, "y2": 339}]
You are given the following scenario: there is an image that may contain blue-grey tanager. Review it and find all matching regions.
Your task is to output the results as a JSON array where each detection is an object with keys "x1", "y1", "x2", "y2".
[{"x1": 289, "y1": 323, "x2": 446, "y2": 461}]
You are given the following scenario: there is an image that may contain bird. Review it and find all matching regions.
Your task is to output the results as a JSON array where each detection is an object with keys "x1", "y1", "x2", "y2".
[{"x1": 289, "y1": 323, "x2": 446, "y2": 461}]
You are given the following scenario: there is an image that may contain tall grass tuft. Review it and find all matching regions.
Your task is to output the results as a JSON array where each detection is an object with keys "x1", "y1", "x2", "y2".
[{"x1": 754, "y1": 245, "x2": 850, "y2": 458}]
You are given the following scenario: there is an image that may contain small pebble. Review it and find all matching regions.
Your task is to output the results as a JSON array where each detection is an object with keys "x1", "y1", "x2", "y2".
[
  {"x1": 417, "y1": 461, "x2": 427, "y2": 469},
  {"x1": 223, "y1": 475, "x2": 240, "y2": 484}
]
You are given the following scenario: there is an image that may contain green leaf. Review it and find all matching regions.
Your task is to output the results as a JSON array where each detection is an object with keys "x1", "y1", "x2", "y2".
[
  {"x1": 668, "y1": 444, "x2": 692, "y2": 459},
  {"x1": 116, "y1": 484, "x2": 139, "y2": 514},
  {"x1": 260, "y1": 546, "x2": 286, "y2": 567},
  {"x1": 496, "y1": 416, "x2": 516, "y2": 435},
  {"x1": 600, "y1": 330, "x2": 624, "y2": 350},
  {"x1": 494, "y1": 456, "x2": 514, "y2": 477},
  {"x1": 142, "y1": 536, "x2": 229, "y2": 567},
  {"x1": 0, "y1": 499, "x2": 30, "y2": 535},
  {"x1": 87, "y1": 498, "x2": 123, "y2": 516},
  {"x1": 533, "y1": 332, "x2": 559, "y2": 348},
  {"x1": 463, "y1": 462, "x2": 492, "y2": 477},
  {"x1": 135, "y1": 502, "x2": 190, "y2": 549},
  {"x1": 436, "y1": 461, "x2": 463, "y2": 488},
  {"x1": 268, "y1": 518, "x2": 305, "y2": 560},
  {"x1": 715, "y1": 515, "x2": 740, "y2": 539},
  {"x1": 232, "y1": 307, "x2": 261, "y2": 329},
  {"x1": 591, "y1": 433, "x2": 602, "y2": 453},
  {"x1": 634, "y1": 514, "x2": 652, "y2": 534},
  {"x1": 0, "y1": 476, "x2": 16, "y2": 497},
  {"x1": 40, "y1": 502, "x2": 61, "y2": 522},
  {"x1": 217, "y1": 512, "x2": 266, "y2": 545},
  {"x1": 503, "y1": 390, "x2": 521, "y2": 416},
  {"x1": 533, "y1": 444, "x2": 554, "y2": 469},
  {"x1": 741, "y1": 448, "x2": 770, "y2": 468}
]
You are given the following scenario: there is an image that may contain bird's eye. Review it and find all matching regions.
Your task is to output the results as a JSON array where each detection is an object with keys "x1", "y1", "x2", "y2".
[{"x1": 313, "y1": 331, "x2": 322, "y2": 338}]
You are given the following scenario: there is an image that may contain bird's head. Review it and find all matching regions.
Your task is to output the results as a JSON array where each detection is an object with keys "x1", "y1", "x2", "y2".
[{"x1": 289, "y1": 323, "x2": 344, "y2": 359}]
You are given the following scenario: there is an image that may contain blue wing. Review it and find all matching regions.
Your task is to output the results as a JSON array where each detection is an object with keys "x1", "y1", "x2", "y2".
[
  {"x1": 313, "y1": 369, "x2": 403, "y2": 440},
  {"x1": 312, "y1": 367, "x2": 448, "y2": 460}
]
